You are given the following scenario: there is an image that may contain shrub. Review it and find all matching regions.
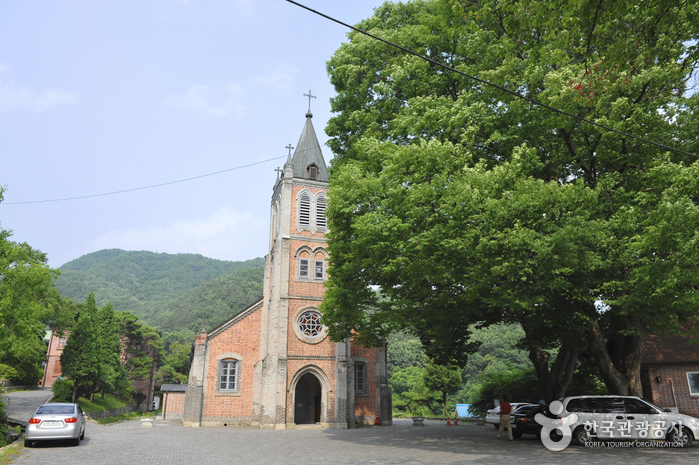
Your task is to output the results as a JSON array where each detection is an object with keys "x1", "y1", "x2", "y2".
[{"x1": 52, "y1": 378, "x2": 75, "y2": 403}]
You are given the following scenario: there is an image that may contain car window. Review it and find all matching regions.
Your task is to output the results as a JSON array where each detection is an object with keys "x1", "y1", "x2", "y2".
[
  {"x1": 590, "y1": 398, "x2": 625, "y2": 413},
  {"x1": 36, "y1": 405, "x2": 75, "y2": 415},
  {"x1": 514, "y1": 405, "x2": 538, "y2": 415},
  {"x1": 566, "y1": 398, "x2": 589, "y2": 413},
  {"x1": 624, "y1": 398, "x2": 658, "y2": 414}
]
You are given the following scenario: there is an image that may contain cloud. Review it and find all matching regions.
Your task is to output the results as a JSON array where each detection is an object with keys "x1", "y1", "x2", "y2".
[
  {"x1": 85, "y1": 207, "x2": 267, "y2": 262},
  {"x1": 0, "y1": 64, "x2": 79, "y2": 113},
  {"x1": 162, "y1": 83, "x2": 247, "y2": 118},
  {"x1": 257, "y1": 67, "x2": 297, "y2": 93}
]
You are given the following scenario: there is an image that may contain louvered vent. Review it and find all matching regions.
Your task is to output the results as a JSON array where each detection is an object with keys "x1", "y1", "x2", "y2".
[
  {"x1": 316, "y1": 196, "x2": 326, "y2": 228},
  {"x1": 299, "y1": 193, "x2": 311, "y2": 226}
]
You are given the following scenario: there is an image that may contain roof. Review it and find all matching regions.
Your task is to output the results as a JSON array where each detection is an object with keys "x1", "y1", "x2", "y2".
[
  {"x1": 207, "y1": 299, "x2": 264, "y2": 339},
  {"x1": 289, "y1": 112, "x2": 328, "y2": 182},
  {"x1": 642, "y1": 332, "x2": 699, "y2": 364},
  {"x1": 160, "y1": 384, "x2": 188, "y2": 392}
]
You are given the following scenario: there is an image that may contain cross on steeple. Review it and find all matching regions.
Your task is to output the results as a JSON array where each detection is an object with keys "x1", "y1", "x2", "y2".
[
  {"x1": 285, "y1": 144, "x2": 294, "y2": 157},
  {"x1": 303, "y1": 90, "x2": 316, "y2": 112}
]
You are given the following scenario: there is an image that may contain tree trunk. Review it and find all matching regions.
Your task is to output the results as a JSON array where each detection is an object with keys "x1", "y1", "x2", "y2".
[
  {"x1": 71, "y1": 383, "x2": 79, "y2": 403},
  {"x1": 586, "y1": 319, "x2": 645, "y2": 395},
  {"x1": 529, "y1": 339, "x2": 587, "y2": 403}
]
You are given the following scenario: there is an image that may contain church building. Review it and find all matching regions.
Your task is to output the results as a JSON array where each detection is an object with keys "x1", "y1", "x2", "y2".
[{"x1": 167, "y1": 105, "x2": 392, "y2": 429}]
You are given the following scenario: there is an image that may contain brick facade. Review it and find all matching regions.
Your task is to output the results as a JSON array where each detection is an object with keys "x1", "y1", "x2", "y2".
[
  {"x1": 179, "y1": 111, "x2": 392, "y2": 429},
  {"x1": 161, "y1": 385, "x2": 187, "y2": 420},
  {"x1": 42, "y1": 333, "x2": 68, "y2": 387},
  {"x1": 641, "y1": 332, "x2": 699, "y2": 418}
]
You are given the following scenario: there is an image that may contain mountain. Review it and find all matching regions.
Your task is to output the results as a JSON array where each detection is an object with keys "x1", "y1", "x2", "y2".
[
  {"x1": 56, "y1": 249, "x2": 265, "y2": 331},
  {"x1": 147, "y1": 266, "x2": 264, "y2": 333}
]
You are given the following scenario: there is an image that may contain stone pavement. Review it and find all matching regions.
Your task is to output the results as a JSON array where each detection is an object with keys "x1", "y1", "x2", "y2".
[
  {"x1": 3, "y1": 388, "x2": 54, "y2": 424},
  {"x1": 8, "y1": 418, "x2": 699, "y2": 465}
]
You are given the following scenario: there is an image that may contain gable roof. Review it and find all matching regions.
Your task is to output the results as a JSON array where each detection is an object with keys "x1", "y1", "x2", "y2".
[
  {"x1": 290, "y1": 112, "x2": 328, "y2": 182},
  {"x1": 207, "y1": 298, "x2": 264, "y2": 340},
  {"x1": 642, "y1": 332, "x2": 699, "y2": 364}
]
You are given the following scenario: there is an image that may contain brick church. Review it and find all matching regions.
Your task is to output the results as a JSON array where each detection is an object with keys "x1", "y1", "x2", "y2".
[{"x1": 163, "y1": 105, "x2": 392, "y2": 429}]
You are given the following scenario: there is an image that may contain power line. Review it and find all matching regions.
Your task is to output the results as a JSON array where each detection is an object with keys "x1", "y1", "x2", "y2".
[
  {"x1": 286, "y1": 0, "x2": 699, "y2": 159},
  {"x1": 2, "y1": 155, "x2": 287, "y2": 205}
]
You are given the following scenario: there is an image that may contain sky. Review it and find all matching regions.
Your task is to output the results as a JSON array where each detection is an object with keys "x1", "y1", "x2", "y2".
[{"x1": 0, "y1": 0, "x2": 388, "y2": 268}]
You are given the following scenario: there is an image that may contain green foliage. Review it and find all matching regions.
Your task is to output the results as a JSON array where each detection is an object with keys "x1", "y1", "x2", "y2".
[
  {"x1": 400, "y1": 391, "x2": 429, "y2": 416},
  {"x1": 468, "y1": 365, "x2": 608, "y2": 416},
  {"x1": 386, "y1": 332, "x2": 425, "y2": 377},
  {"x1": 423, "y1": 361, "x2": 462, "y2": 412},
  {"x1": 116, "y1": 311, "x2": 162, "y2": 382},
  {"x1": 0, "y1": 194, "x2": 74, "y2": 384},
  {"x1": 156, "y1": 341, "x2": 190, "y2": 385},
  {"x1": 51, "y1": 378, "x2": 74, "y2": 403},
  {"x1": 0, "y1": 364, "x2": 19, "y2": 381},
  {"x1": 61, "y1": 294, "x2": 124, "y2": 401},
  {"x1": 321, "y1": 0, "x2": 699, "y2": 397}
]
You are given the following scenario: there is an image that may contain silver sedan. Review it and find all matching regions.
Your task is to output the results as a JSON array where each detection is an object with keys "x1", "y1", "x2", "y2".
[{"x1": 24, "y1": 403, "x2": 86, "y2": 447}]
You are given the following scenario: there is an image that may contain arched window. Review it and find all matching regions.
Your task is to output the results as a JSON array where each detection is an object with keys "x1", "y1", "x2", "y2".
[
  {"x1": 219, "y1": 360, "x2": 239, "y2": 391},
  {"x1": 299, "y1": 192, "x2": 311, "y2": 226},
  {"x1": 316, "y1": 195, "x2": 327, "y2": 229}
]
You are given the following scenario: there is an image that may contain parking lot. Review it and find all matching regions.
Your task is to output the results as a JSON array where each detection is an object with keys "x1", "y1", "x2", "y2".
[{"x1": 8, "y1": 417, "x2": 699, "y2": 465}]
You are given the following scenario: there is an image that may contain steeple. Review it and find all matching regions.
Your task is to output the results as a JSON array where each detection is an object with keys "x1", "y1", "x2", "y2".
[{"x1": 289, "y1": 93, "x2": 328, "y2": 183}]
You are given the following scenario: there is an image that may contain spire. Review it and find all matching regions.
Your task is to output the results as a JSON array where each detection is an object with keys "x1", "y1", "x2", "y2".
[{"x1": 290, "y1": 98, "x2": 328, "y2": 182}]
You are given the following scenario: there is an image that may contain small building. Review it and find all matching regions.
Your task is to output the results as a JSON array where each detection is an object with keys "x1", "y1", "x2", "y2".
[
  {"x1": 161, "y1": 384, "x2": 188, "y2": 420},
  {"x1": 172, "y1": 107, "x2": 392, "y2": 429},
  {"x1": 641, "y1": 332, "x2": 699, "y2": 417}
]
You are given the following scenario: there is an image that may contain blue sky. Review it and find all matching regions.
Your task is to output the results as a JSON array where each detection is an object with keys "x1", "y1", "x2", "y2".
[{"x1": 0, "y1": 0, "x2": 387, "y2": 267}]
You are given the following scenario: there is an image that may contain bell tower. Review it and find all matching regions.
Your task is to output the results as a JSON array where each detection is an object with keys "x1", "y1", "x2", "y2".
[{"x1": 254, "y1": 101, "x2": 352, "y2": 429}]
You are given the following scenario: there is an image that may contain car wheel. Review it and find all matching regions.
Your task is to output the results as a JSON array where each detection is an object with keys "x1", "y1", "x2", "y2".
[
  {"x1": 493, "y1": 423, "x2": 500, "y2": 429},
  {"x1": 513, "y1": 432, "x2": 522, "y2": 438},
  {"x1": 72, "y1": 437, "x2": 80, "y2": 447},
  {"x1": 667, "y1": 426, "x2": 693, "y2": 448},
  {"x1": 80, "y1": 429, "x2": 85, "y2": 440},
  {"x1": 574, "y1": 426, "x2": 592, "y2": 446},
  {"x1": 23, "y1": 439, "x2": 32, "y2": 448}
]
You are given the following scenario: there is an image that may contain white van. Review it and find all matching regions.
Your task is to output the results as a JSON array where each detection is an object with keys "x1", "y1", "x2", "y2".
[{"x1": 561, "y1": 395, "x2": 699, "y2": 447}]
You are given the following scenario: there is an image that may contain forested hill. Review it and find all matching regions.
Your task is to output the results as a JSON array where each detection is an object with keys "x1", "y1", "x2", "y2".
[
  {"x1": 57, "y1": 249, "x2": 265, "y2": 332},
  {"x1": 145, "y1": 266, "x2": 264, "y2": 334}
]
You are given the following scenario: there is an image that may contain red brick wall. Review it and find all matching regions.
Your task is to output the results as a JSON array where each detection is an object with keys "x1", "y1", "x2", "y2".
[
  {"x1": 645, "y1": 363, "x2": 699, "y2": 418},
  {"x1": 163, "y1": 391, "x2": 185, "y2": 419},
  {"x1": 42, "y1": 334, "x2": 68, "y2": 387},
  {"x1": 201, "y1": 306, "x2": 262, "y2": 423},
  {"x1": 353, "y1": 345, "x2": 379, "y2": 422}
]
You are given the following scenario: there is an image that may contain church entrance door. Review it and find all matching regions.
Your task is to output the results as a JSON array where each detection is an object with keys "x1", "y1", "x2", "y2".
[{"x1": 294, "y1": 373, "x2": 321, "y2": 424}]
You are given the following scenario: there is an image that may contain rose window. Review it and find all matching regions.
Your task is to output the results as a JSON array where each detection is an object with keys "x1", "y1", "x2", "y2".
[{"x1": 298, "y1": 311, "x2": 323, "y2": 338}]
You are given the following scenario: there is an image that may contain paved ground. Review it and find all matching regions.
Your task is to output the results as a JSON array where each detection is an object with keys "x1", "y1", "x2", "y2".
[
  {"x1": 6, "y1": 416, "x2": 699, "y2": 465},
  {"x1": 3, "y1": 388, "x2": 53, "y2": 424}
]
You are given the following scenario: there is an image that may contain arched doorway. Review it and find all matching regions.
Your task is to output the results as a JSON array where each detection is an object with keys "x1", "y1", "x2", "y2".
[{"x1": 294, "y1": 373, "x2": 322, "y2": 424}]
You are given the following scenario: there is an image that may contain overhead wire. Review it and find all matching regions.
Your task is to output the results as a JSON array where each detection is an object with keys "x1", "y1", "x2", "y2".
[
  {"x1": 285, "y1": 0, "x2": 698, "y2": 159},
  {"x1": 2, "y1": 155, "x2": 288, "y2": 205}
]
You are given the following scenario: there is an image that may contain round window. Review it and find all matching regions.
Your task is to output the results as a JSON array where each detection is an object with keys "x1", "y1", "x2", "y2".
[{"x1": 298, "y1": 311, "x2": 323, "y2": 338}]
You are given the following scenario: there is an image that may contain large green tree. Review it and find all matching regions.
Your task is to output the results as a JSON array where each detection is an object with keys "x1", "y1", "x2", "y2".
[
  {"x1": 61, "y1": 293, "x2": 125, "y2": 401},
  {"x1": 321, "y1": 0, "x2": 699, "y2": 401},
  {"x1": 0, "y1": 188, "x2": 73, "y2": 384}
]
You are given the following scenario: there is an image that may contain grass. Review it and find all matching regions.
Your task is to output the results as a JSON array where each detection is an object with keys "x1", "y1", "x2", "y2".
[
  {"x1": 96, "y1": 410, "x2": 154, "y2": 425},
  {"x1": 76, "y1": 393, "x2": 129, "y2": 413},
  {"x1": 0, "y1": 441, "x2": 23, "y2": 465}
]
